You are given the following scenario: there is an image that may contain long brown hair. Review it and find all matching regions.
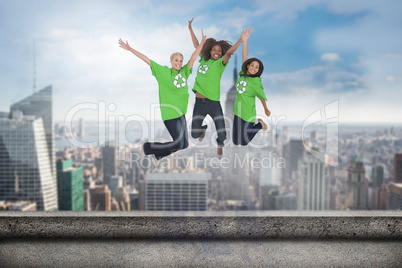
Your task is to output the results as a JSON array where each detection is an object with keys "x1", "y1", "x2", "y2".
[{"x1": 200, "y1": 38, "x2": 232, "y2": 61}]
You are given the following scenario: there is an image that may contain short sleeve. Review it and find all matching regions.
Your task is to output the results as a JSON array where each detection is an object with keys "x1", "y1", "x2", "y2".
[
  {"x1": 150, "y1": 60, "x2": 162, "y2": 78},
  {"x1": 254, "y1": 78, "x2": 267, "y2": 101}
]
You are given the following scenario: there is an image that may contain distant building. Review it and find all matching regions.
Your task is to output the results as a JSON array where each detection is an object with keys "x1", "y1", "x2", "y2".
[
  {"x1": 371, "y1": 165, "x2": 384, "y2": 188},
  {"x1": 393, "y1": 153, "x2": 402, "y2": 183},
  {"x1": 345, "y1": 155, "x2": 367, "y2": 210},
  {"x1": 388, "y1": 182, "x2": 402, "y2": 210},
  {"x1": 298, "y1": 149, "x2": 330, "y2": 210},
  {"x1": 0, "y1": 116, "x2": 58, "y2": 211},
  {"x1": 0, "y1": 200, "x2": 36, "y2": 211},
  {"x1": 145, "y1": 172, "x2": 208, "y2": 211},
  {"x1": 114, "y1": 187, "x2": 131, "y2": 211},
  {"x1": 102, "y1": 141, "x2": 117, "y2": 186},
  {"x1": 109, "y1": 175, "x2": 123, "y2": 197},
  {"x1": 275, "y1": 192, "x2": 297, "y2": 210},
  {"x1": 56, "y1": 158, "x2": 84, "y2": 211},
  {"x1": 91, "y1": 185, "x2": 111, "y2": 211},
  {"x1": 10, "y1": 86, "x2": 55, "y2": 181},
  {"x1": 259, "y1": 185, "x2": 279, "y2": 210}
]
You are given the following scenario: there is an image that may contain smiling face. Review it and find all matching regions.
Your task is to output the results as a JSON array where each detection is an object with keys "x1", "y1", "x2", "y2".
[
  {"x1": 210, "y1": 45, "x2": 222, "y2": 60},
  {"x1": 170, "y1": 54, "x2": 183, "y2": 71},
  {"x1": 246, "y1": 61, "x2": 260, "y2": 76}
]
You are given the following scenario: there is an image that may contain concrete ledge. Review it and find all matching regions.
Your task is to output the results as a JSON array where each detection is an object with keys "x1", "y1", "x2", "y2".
[{"x1": 1, "y1": 211, "x2": 401, "y2": 240}]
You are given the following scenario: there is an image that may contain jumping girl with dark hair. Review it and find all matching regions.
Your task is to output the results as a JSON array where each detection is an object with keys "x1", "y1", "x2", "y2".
[
  {"x1": 118, "y1": 30, "x2": 206, "y2": 160},
  {"x1": 188, "y1": 18, "x2": 251, "y2": 156},
  {"x1": 232, "y1": 28, "x2": 271, "y2": 146}
]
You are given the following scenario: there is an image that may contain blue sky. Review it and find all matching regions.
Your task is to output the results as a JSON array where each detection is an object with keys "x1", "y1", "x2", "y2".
[{"x1": 0, "y1": 0, "x2": 401, "y2": 123}]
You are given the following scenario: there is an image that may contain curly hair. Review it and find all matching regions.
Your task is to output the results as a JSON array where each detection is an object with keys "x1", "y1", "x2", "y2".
[
  {"x1": 241, "y1": 58, "x2": 264, "y2": 78},
  {"x1": 200, "y1": 38, "x2": 232, "y2": 61}
]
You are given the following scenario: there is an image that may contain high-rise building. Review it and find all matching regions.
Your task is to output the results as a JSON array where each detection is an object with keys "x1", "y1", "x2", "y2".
[
  {"x1": 388, "y1": 182, "x2": 402, "y2": 210},
  {"x1": 10, "y1": 86, "x2": 55, "y2": 180},
  {"x1": 298, "y1": 149, "x2": 330, "y2": 210},
  {"x1": 371, "y1": 165, "x2": 384, "y2": 187},
  {"x1": 259, "y1": 185, "x2": 279, "y2": 210},
  {"x1": 102, "y1": 141, "x2": 117, "y2": 186},
  {"x1": 345, "y1": 155, "x2": 367, "y2": 210},
  {"x1": 0, "y1": 116, "x2": 58, "y2": 211},
  {"x1": 275, "y1": 192, "x2": 298, "y2": 210},
  {"x1": 91, "y1": 185, "x2": 111, "y2": 211},
  {"x1": 77, "y1": 117, "x2": 84, "y2": 139},
  {"x1": 223, "y1": 59, "x2": 251, "y2": 201},
  {"x1": 109, "y1": 175, "x2": 123, "y2": 197},
  {"x1": 145, "y1": 172, "x2": 208, "y2": 211},
  {"x1": 56, "y1": 158, "x2": 84, "y2": 211},
  {"x1": 393, "y1": 153, "x2": 402, "y2": 183}
]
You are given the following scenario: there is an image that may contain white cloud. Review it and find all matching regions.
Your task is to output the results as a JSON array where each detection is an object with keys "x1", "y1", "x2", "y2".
[
  {"x1": 386, "y1": 75, "x2": 395, "y2": 82},
  {"x1": 321, "y1": 53, "x2": 341, "y2": 62},
  {"x1": 47, "y1": 29, "x2": 80, "y2": 39}
]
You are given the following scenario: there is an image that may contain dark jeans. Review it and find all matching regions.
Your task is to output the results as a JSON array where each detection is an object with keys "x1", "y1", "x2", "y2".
[
  {"x1": 143, "y1": 115, "x2": 188, "y2": 160},
  {"x1": 191, "y1": 97, "x2": 226, "y2": 147},
  {"x1": 232, "y1": 115, "x2": 262, "y2": 146}
]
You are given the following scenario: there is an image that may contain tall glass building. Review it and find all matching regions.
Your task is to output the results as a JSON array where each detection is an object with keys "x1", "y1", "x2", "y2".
[
  {"x1": 10, "y1": 86, "x2": 55, "y2": 181},
  {"x1": 57, "y1": 158, "x2": 84, "y2": 211},
  {"x1": 0, "y1": 117, "x2": 58, "y2": 211}
]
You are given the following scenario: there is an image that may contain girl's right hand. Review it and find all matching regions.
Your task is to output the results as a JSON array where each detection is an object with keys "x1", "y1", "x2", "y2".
[{"x1": 241, "y1": 27, "x2": 251, "y2": 42}]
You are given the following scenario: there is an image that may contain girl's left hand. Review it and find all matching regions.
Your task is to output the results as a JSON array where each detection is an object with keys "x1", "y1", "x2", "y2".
[
  {"x1": 201, "y1": 29, "x2": 206, "y2": 43},
  {"x1": 265, "y1": 108, "x2": 271, "y2": 117}
]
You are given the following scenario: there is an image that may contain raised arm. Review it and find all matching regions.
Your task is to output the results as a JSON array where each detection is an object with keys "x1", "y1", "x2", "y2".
[
  {"x1": 223, "y1": 27, "x2": 251, "y2": 66},
  {"x1": 260, "y1": 98, "x2": 271, "y2": 117},
  {"x1": 188, "y1": 17, "x2": 200, "y2": 49},
  {"x1": 118, "y1": 38, "x2": 150, "y2": 66},
  {"x1": 188, "y1": 30, "x2": 207, "y2": 70},
  {"x1": 242, "y1": 37, "x2": 248, "y2": 64}
]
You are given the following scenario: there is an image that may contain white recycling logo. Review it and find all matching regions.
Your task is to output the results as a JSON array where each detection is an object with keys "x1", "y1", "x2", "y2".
[
  {"x1": 173, "y1": 74, "x2": 187, "y2": 88},
  {"x1": 198, "y1": 65, "x2": 209, "y2": 75},
  {"x1": 236, "y1": 80, "x2": 247, "y2": 94}
]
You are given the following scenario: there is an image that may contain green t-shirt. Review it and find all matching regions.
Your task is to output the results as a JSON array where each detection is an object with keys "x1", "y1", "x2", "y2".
[
  {"x1": 233, "y1": 71, "x2": 267, "y2": 122},
  {"x1": 150, "y1": 60, "x2": 192, "y2": 121},
  {"x1": 192, "y1": 57, "x2": 227, "y2": 101}
]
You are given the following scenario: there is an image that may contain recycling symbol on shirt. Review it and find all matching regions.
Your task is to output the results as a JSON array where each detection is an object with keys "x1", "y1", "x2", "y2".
[
  {"x1": 173, "y1": 74, "x2": 187, "y2": 88},
  {"x1": 236, "y1": 80, "x2": 247, "y2": 94},
  {"x1": 198, "y1": 65, "x2": 209, "y2": 75}
]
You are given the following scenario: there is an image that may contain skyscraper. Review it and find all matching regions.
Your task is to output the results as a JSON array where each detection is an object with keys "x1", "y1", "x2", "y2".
[
  {"x1": 371, "y1": 165, "x2": 384, "y2": 187},
  {"x1": 393, "y1": 153, "x2": 402, "y2": 183},
  {"x1": 0, "y1": 116, "x2": 58, "y2": 211},
  {"x1": 345, "y1": 155, "x2": 367, "y2": 210},
  {"x1": 388, "y1": 182, "x2": 402, "y2": 210},
  {"x1": 223, "y1": 57, "x2": 250, "y2": 201},
  {"x1": 10, "y1": 86, "x2": 55, "y2": 180},
  {"x1": 102, "y1": 141, "x2": 117, "y2": 186},
  {"x1": 145, "y1": 172, "x2": 208, "y2": 211},
  {"x1": 298, "y1": 149, "x2": 330, "y2": 210},
  {"x1": 56, "y1": 158, "x2": 84, "y2": 211}
]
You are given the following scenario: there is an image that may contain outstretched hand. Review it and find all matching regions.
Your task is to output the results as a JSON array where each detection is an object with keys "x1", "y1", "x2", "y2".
[
  {"x1": 241, "y1": 27, "x2": 251, "y2": 42},
  {"x1": 188, "y1": 17, "x2": 194, "y2": 28},
  {"x1": 118, "y1": 38, "x2": 131, "y2": 51},
  {"x1": 201, "y1": 29, "x2": 206, "y2": 43},
  {"x1": 265, "y1": 108, "x2": 271, "y2": 117}
]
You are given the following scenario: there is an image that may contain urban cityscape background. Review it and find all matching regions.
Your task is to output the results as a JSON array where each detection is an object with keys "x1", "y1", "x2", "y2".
[
  {"x1": 1, "y1": 1, "x2": 402, "y2": 211},
  {"x1": 1, "y1": 70, "x2": 401, "y2": 211}
]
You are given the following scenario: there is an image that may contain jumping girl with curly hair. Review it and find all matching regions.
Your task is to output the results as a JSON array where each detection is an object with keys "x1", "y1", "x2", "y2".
[
  {"x1": 188, "y1": 18, "x2": 251, "y2": 156},
  {"x1": 118, "y1": 30, "x2": 206, "y2": 160},
  {"x1": 232, "y1": 28, "x2": 271, "y2": 146}
]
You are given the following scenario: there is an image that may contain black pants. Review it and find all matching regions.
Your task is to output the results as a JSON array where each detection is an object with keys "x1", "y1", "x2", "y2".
[
  {"x1": 191, "y1": 97, "x2": 226, "y2": 147},
  {"x1": 232, "y1": 115, "x2": 262, "y2": 146},
  {"x1": 143, "y1": 115, "x2": 188, "y2": 160}
]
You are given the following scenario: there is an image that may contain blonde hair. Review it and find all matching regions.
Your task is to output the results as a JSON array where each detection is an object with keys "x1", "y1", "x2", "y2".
[{"x1": 170, "y1": 52, "x2": 183, "y2": 61}]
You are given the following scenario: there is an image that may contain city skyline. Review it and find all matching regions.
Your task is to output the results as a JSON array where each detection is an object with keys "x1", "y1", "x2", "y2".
[{"x1": 0, "y1": 0, "x2": 401, "y2": 123}]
